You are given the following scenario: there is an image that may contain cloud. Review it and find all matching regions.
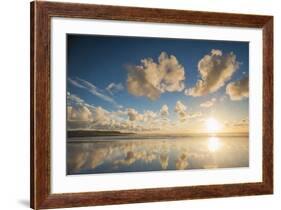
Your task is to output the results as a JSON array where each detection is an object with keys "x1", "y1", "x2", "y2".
[
  {"x1": 233, "y1": 119, "x2": 249, "y2": 127},
  {"x1": 186, "y1": 49, "x2": 239, "y2": 96},
  {"x1": 225, "y1": 118, "x2": 249, "y2": 127},
  {"x1": 226, "y1": 76, "x2": 249, "y2": 100},
  {"x1": 127, "y1": 52, "x2": 185, "y2": 100},
  {"x1": 68, "y1": 78, "x2": 85, "y2": 89},
  {"x1": 67, "y1": 91, "x2": 161, "y2": 132},
  {"x1": 187, "y1": 112, "x2": 202, "y2": 119},
  {"x1": 106, "y1": 83, "x2": 124, "y2": 95},
  {"x1": 67, "y1": 105, "x2": 92, "y2": 122},
  {"x1": 92, "y1": 106, "x2": 109, "y2": 124},
  {"x1": 200, "y1": 98, "x2": 216, "y2": 108},
  {"x1": 160, "y1": 104, "x2": 169, "y2": 117},
  {"x1": 68, "y1": 77, "x2": 120, "y2": 107},
  {"x1": 223, "y1": 118, "x2": 249, "y2": 133},
  {"x1": 66, "y1": 92, "x2": 203, "y2": 133},
  {"x1": 67, "y1": 92, "x2": 85, "y2": 105},
  {"x1": 127, "y1": 108, "x2": 143, "y2": 121},
  {"x1": 67, "y1": 96, "x2": 95, "y2": 129},
  {"x1": 174, "y1": 101, "x2": 186, "y2": 113},
  {"x1": 143, "y1": 110, "x2": 157, "y2": 122},
  {"x1": 174, "y1": 101, "x2": 188, "y2": 122}
]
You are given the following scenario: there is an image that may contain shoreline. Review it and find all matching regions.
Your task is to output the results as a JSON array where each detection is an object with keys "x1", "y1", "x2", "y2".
[
  {"x1": 67, "y1": 134, "x2": 249, "y2": 143},
  {"x1": 68, "y1": 130, "x2": 249, "y2": 138}
]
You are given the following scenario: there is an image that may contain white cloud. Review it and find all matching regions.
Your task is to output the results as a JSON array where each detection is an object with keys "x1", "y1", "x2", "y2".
[
  {"x1": 127, "y1": 108, "x2": 143, "y2": 121},
  {"x1": 226, "y1": 76, "x2": 249, "y2": 100},
  {"x1": 127, "y1": 52, "x2": 185, "y2": 100},
  {"x1": 92, "y1": 106, "x2": 109, "y2": 124},
  {"x1": 186, "y1": 49, "x2": 239, "y2": 96},
  {"x1": 67, "y1": 105, "x2": 92, "y2": 122},
  {"x1": 174, "y1": 101, "x2": 188, "y2": 122},
  {"x1": 143, "y1": 110, "x2": 157, "y2": 122},
  {"x1": 68, "y1": 77, "x2": 120, "y2": 107},
  {"x1": 160, "y1": 104, "x2": 169, "y2": 117},
  {"x1": 174, "y1": 101, "x2": 186, "y2": 113},
  {"x1": 67, "y1": 92, "x2": 85, "y2": 105},
  {"x1": 68, "y1": 78, "x2": 85, "y2": 89},
  {"x1": 66, "y1": 93, "x2": 202, "y2": 132},
  {"x1": 187, "y1": 112, "x2": 202, "y2": 119},
  {"x1": 200, "y1": 98, "x2": 216, "y2": 108},
  {"x1": 106, "y1": 83, "x2": 124, "y2": 95}
]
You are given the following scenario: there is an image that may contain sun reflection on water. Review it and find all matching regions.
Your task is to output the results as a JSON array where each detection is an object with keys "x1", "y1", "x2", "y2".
[{"x1": 208, "y1": 137, "x2": 221, "y2": 152}]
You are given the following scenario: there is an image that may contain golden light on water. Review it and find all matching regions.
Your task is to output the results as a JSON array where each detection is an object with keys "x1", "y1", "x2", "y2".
[
  {"x1": 205, "y1": 118, "x2": 222, "y2": 133},
  {"x1": 208, "y1": 137, "x2": 221, "y2": 152}
]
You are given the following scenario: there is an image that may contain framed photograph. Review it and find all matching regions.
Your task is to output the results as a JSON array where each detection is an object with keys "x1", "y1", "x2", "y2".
[{"x1": 30, "y1": 1, "x2": 273, "y2": 209}]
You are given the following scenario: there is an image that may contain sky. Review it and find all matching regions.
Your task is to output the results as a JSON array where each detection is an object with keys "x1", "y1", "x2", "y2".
[{"x1": 66, "y1": 34, "x2": 249, "y2": 134}]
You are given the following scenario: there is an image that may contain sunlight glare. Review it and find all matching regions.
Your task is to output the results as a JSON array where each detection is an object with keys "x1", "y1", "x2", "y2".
[
  {"x1": 205, "y1": 118, "x2": 222, "y2": 133},
  {"x1": 208, "y1": 137, "x2": 221, "y2": 152}
]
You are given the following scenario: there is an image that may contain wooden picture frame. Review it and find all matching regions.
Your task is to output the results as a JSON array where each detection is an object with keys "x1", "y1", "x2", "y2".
[{"x1": 31, "y1": 1, "x2": 273, "y2": 209}]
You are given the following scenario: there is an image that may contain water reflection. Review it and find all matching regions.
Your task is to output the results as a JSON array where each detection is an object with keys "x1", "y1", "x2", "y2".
[
  {"x1": 67, "y1": 136, "x2": 249, "y2": 174},
  {"x1": 208, "y1": 137, "x2": 221, "y2": 152}
]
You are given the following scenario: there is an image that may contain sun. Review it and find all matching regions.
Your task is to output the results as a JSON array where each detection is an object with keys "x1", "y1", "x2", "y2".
[{"x1": 205, "y1": 118, "x2": 222, "y2": 133}]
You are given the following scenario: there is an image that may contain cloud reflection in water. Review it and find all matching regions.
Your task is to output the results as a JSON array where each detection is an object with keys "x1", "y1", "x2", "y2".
[{"x1": 67, "y1": 136, "x2": 248, "y2": 174}]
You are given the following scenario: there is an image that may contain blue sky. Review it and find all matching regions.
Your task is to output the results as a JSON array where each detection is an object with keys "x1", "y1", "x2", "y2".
[{"x1": 67, "y1": 34, "x2": 249, "y2": 133}]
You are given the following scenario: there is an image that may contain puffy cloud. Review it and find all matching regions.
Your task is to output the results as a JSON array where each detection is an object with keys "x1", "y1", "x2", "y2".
[
  {"x1": 174, "y1": 101, "x2": 186, "y2": 113},
  {"x1": 211, "y1": 49, "x2": 223, "y2": 56},
  {"x1": 174, "y1": 101, "x2": 202, "y2": 122},
  {"x1": 127, "y1": 108, "x2": 143, "y2": 121},
  {"x1": 174, "y1": 101, "x2": 188, "y2": 122},
  {"x1": 186, "y1": 49, "x2": 239, "y2": 96},
  {"x1": 226, "y1": 76, "x2": 249, "y2": 100},
  {"x1": 68, "y1": 77, "x2": 120, "y2": 107},
  {"x1": 127, "y1": 52, "x2": 185, "y2": 100},
  {"x1": 67, "y1": 92, "x2": 166, "y2": 132},
  {"x1": 92, "y1": 106, "x2": 109, "y2": 124},
  {"x1": 200, "y1": 98, "x2": 216, "y2": 108},
  {"x1": 67, "y1": 105, "x2": 92, "y2": 122},
  {"x1": 160, "y1": 104, "x2": 169, "y2": 117},
  {"x1": 143, "y1": 110, "x2": 157, "y2": 122},
  {"x1": 67, "y1": 92, "x2": 205, "y2": 132},
  {"x1": 106, "y1": 82, "x2": 124, "y2": 95}
]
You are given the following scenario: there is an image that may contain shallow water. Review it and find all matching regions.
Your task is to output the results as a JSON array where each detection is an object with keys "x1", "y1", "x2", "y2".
[{"x1": 67, "y1": 135, "x2": 248, "y2": 175}]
